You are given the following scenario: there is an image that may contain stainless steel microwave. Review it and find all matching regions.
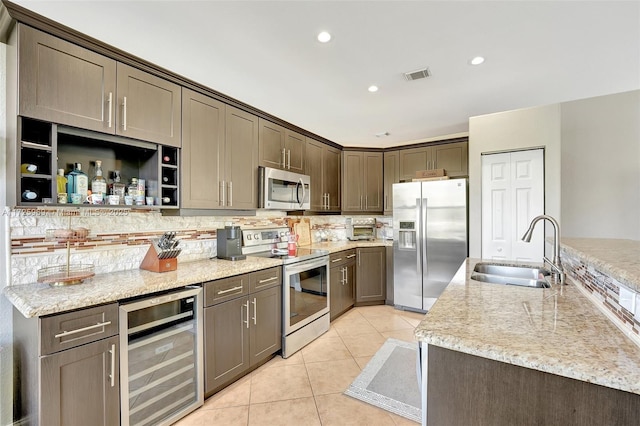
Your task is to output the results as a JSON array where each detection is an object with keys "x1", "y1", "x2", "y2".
[{"x1": 259, "y1": 166, "x2": 310, "y2": 210}]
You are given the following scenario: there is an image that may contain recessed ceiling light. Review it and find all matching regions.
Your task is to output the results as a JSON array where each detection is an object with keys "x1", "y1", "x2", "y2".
[
  {"x1": 368, "y1": 85, "x2": 379, "y2": 93},
  {"x1": 469, "y1": 56, "x2": 485, "y2": 65},
  {"x1": 317, "y1": 31, "x2": 331, "y2": 43}
]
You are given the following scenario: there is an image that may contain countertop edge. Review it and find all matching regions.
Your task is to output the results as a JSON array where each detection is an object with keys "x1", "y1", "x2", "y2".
[{"x1": 414, "y1": 258, "x2": 640, "y2": 396}]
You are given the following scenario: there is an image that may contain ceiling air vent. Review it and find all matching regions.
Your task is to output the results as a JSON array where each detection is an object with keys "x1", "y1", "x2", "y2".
[{"x1": 404, "y1": 67, "x2": 431, "y2": 81}]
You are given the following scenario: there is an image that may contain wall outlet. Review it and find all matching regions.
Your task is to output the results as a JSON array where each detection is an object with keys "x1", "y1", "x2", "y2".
[{"x1": 619, "y1": 286, "x2": 636, "y2": 313}]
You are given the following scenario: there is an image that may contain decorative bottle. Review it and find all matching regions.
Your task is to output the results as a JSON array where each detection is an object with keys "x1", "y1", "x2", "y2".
[
  {"x1": 56, "y1": 169, "x2": 67, "y2": 203},
  {"x1": 90, "y1": 160, "x2": 107, "y2": 203},
  {"x1": 128, "y1": 177, "x2": 139, "y2": 198},
  {"x1": 67, "y1": 163, "x2": 89, "y2": 203},
  {"x1": 109, "y1": 170, "x2": 126, "y2": 202}
]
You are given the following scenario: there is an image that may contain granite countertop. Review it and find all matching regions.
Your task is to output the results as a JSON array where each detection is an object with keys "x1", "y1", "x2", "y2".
[
  {"x1": 560, "y1": 238, "x2": 640, "y2": 292},
  {"x1": 415, "y1": 257, "x2": 640, "y2": 396},
  {"x1": 5, "y1": 256, "x2": 283, "y2": 318},
  {"x1": 4, "y1": 239, "x2": 392, "y2": 319}
]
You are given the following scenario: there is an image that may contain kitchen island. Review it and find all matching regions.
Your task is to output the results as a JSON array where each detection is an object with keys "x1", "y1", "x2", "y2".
[{"x1": 415, "y1": 239, "x2": 640, "y2": 425}]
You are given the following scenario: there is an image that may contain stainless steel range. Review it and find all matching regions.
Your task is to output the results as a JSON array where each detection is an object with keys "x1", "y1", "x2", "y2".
[{"x1": 242, "y1": 227, "x2": 330, "y2": 358}]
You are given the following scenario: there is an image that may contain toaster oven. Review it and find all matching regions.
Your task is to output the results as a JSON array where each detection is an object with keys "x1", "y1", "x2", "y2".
[{"x1": 346, "y1": 217, "x2": 376, "y2": 241}]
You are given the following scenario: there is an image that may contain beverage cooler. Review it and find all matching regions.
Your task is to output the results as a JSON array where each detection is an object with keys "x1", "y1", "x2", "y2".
[{"x1": 119, "y1": 287, "x2": 204, "y2": 426}]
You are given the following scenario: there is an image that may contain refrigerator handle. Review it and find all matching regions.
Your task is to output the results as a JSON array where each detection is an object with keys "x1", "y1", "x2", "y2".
[
  {"x1": 422, "y1": 198, "x2": 428, "y2": 278},
  {"x1": 416, "y1": 198, "x2": 422, "y2": 279}
]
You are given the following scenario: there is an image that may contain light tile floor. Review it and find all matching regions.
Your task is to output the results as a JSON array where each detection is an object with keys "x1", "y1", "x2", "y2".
[{"x1": 175, "y1": 305, "x2": 425, "y2": 426}]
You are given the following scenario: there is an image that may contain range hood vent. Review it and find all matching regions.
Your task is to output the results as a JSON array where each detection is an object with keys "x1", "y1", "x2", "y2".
[{"x1": 404, "y1": 68, "x2": 431, "y2": 81}]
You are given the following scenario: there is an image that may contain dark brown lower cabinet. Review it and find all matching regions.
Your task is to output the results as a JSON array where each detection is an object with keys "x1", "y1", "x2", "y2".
[
  {"x1": 427, "y1": 345, "x2": 640, "y2": 426},
  {"x1": 41, "y1": 336, "x2": 120, "y2": 426},
  {"x1": 13, "y1": 303, "x2": 120, "y2": 426},
  {"x1": 330, "y1": 249, "x2": 356, "y2": 321},
  {"x1": 249, "y1": 285, "x2": 282, "y2": 366},
  {"x1": 355, "y1": 247, "x2": 386, "y2": 305},
  {"x1": 204, "y1": 297, "x2": 250, "y2": 394},
  {"x1": 204, "y1": 268, "x2": 282, "y2": 396}
]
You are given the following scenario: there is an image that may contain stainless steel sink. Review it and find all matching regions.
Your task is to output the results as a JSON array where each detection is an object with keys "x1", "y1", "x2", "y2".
[{"x1": 471, "y1": 263, "x2": 551, "y2": 288}]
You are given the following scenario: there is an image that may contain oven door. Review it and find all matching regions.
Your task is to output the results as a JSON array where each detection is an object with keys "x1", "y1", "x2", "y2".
[
  {"x1": 259, "y1": 166, "x2": 311, "y2": 210},
  {"x1": 283, "y1": 256, "x2": 329, "y2": 336}
]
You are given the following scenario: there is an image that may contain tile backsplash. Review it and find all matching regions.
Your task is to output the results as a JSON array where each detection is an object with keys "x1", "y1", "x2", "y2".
[
  {"x1": 5, "y1": 206, "x2": 391, "y2": 285},
  {"x1": 562, "y1": 248, "x2": 640, "y2": 344}
]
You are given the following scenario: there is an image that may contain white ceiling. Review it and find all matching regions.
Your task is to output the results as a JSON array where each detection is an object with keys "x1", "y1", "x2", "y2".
[{"x1": 12, "y1": 0, "x2": 640, "y2": 148}]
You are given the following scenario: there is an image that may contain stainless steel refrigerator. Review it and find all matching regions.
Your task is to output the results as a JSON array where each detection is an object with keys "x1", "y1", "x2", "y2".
[{"x1": 393, "y1": 179, "x2": 468, "y2": 312}]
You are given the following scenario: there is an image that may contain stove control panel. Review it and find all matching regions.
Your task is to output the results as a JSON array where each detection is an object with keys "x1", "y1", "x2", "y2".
[{"x1": 242, "y1": 227, "x2": 290, "y2": 247}]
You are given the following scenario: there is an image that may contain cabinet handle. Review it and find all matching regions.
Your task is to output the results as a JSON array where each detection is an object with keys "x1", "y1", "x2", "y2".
[
  {"x1": 346, "y1": 254, "x2": 356, "y2": 259},
  {"x1": 358, "y1": 252, "x2": 361, "y2": 267},
  {"x1": 342, "y1": 267, "x2": 346, "y2": 285},
  {"x1": 217, "y1": 285, "x2": 243, "y2": 295},
  {"x1": 365, "y1": 195, "x2": 368, "y2": 210},
  {"x1": 258, "y1": 276, "x2": 279, "y2": 284},
  {"x1": 54, "y1": 321, "x2": 112, "y2": 338},
  {"x1": 282, "y1": 148, "x2": 286, "y2": 168},
  {"x1": 107, "y1": 92, "x2": 113, "y2": 128},
  {"x1": 219, "y1": 181, "x2": 225, "y2": 207},
  {"x1": 360, "y1": 195, "x2": 363, "y2": 210},
  {"x1": 228, "y1": 181, "x2": 233, "y2": 207},
  {"x1": 385, "y1": 194, "x2": 388, "y2": 210},
  {"x1": 122, "y1": 96, "x2": 127, "y2": 130},
  {"x1": 251, "y1": 297, "x2": 257, "y2": 325},
  {"x1": 109, "y1": 343, "x2": 116, "y2": 387},
  {"x1": 287, "y1": 150, "x2": 291, "y2": 169},
  {"x1": 331, "y1": 258, "x2": 343, "y2": 263},
  {"x1": 243, "y1": 300, "x2": 250, "y2": 329}
]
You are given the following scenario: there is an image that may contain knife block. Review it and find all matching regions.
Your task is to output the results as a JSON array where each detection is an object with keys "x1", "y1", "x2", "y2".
[{"x1": 140, "y1": 245, "x2": 177, "y2": 273}]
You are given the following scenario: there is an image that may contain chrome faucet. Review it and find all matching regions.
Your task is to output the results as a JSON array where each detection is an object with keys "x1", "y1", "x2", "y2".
[{"x1": 521, "y1": 215, "x2": 565, "y2": 285}]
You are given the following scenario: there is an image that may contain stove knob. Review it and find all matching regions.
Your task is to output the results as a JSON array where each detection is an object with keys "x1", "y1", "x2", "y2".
[
  {"x1": 254, "y1": 233, "x2": 260, "y2": 240},
  {"x1": 246, "y1": 234, "x2": 252, "y2": 241}
]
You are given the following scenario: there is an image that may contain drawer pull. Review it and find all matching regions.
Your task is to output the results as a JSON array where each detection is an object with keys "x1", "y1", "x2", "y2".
[
  {"x1": 346, "y1": 254, "x2": 356, "y2": 259},
  {"x1": 331, "y1": 258, "x2": 343, "y2": 263},
  {"x1": 258, "y1": 276, "x2": 279, "y2": 284},
  {"x1": 54, "y1": 321, "x2": 112, "y2": 339},
  {"x1": 217, "y1": 285, "x2": 243, "y2": 295}
]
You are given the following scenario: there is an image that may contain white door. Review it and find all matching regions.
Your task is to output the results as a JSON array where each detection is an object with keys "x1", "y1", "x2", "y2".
[{"x1": 481, "y1": 149, "x2": 544, "y2": 261}]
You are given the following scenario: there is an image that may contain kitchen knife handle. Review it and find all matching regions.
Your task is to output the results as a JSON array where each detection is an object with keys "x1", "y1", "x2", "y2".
[
  {"x1": 107, "y1": 92, "x2": 113, "y2": 128},
  {"x1": 122, "y1": 96, "x2": 127, "y2": 131}
]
